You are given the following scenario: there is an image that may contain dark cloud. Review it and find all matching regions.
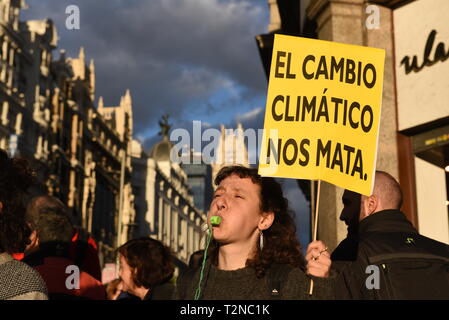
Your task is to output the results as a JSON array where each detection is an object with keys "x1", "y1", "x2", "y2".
[{"x1": 22, "y1": 0, "x2": 268, "y2": 135}]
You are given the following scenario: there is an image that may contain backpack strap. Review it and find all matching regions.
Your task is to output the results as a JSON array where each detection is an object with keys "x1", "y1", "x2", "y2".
[{"x1": 266, "y1": 264, "x2": 293, "y2": 299}]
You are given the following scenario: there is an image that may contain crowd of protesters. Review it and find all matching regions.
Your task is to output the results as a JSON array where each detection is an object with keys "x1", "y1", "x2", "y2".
[{"x1": 0, "y1": 149, "x2": 448, "y2": 300}]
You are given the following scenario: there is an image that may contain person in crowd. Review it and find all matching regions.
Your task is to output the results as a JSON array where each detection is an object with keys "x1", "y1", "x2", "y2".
[
  {"x1": 333, "y1": 171, "x2": 449, "y2": 299},
  {"x1": 22, "y1": 195, "x2": 105, "y2": 300},
  {"x1": 118, "y1": 237, "x2": 175, "y2": 300},
  {"x1": 176, "y1": 165, "x2": 334, "y2": 300},
  {"x1": 188, "y1": 249, "x2": 204, "y2": 270},
  {"x1": 0, "y1": 149, "x2": 48, "y2": 300},
  {"x1": 70, "y1": 227, "x2": 102, "y2": 281},
  {"x1": 106, "y1": 278, "x2": 123, "y2": 300},
  {"x1": 331, "y1": 190, "x2": 360, "y2": 269},
  {"x1": 22, "y1": 195, "x2": 102, "y2": 281},
  {"x1": 106, "y1": 278, "x2": 140, "y2": 301}
]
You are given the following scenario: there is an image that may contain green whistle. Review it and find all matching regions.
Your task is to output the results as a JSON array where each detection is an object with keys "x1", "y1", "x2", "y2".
[{"x1": 210, "y1": 216, "x2": 222, "y2": 226}]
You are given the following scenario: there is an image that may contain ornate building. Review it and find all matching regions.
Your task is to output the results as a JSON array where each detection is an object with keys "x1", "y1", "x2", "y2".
[
  {"x1": 131, "y1": 130, "x2": 206, "y2": 267},
  {"x1": 0, "y1": 0, "x2": 24, "y2": 151},
  {"x1": 0, "y1": 1, "x2": 61, "y2": 197},
  {"x1": 21, "y1": 19, "x2": 59, "y2": 194},
  {"x1": 212, "y1": 123, "x2": 250, "y2": 180},
  {"x1": 181, "y1": 149, "x2": 213, "y2": 213},
  {"x1": 48, "y1": 47, "x2": 135, "y2": 263},
  {"x1": 0, "y1": 1, "x2": 136, "y2": 266}
]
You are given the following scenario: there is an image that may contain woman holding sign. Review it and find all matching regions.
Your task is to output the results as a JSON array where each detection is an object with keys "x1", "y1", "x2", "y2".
[{"x1": 176, "y1": 165, "x2": 334, "y2": 300}]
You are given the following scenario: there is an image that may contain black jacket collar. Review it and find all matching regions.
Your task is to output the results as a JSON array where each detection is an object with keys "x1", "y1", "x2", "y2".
[
  {"x1": 358, "y1": 209, "x2": 418, "y2": 239},
  {"x1": 22, "y1": 241, "x2": 71, "y2": 266}
]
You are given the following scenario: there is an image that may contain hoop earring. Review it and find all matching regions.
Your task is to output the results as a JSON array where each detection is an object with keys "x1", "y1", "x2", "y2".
[{"x1": 259, "y1": 230, "x2": 264, "y2": 251}]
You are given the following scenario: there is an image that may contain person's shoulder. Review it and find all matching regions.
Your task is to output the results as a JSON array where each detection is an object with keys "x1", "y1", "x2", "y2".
[
  {"x1": 176, "y1": 266, "x2": 201, "y2": 300},
  {"x1": 416, "y1": 234, "x2": 449, "y2": 254},
  {"x1": 79, "y1": 271, "x2": 106, "y2": 299},
  {"x1": 80, "y1": 269, "x2": 104, "y2": 287},
  {"x1": 177, "y1": 266, "x2": 200, "y2": 290},
  {"x1": 6, "y1": 291, "x2": 48, "y2": 300},
  {"x1": 151, "y1": 281, "x2": 176, "y2": 300},
  {"x1": 5, "y1": 258, "x2": 46, "y2": 283},
  {"x1": 178, "y1": 265, "x2": 201, "y2": 283},
  {"x1": 361, "y1": 231, "x2": 449, "y2": 259},
  {"x1": 0, "y1": 258, "x2": 48, "y2": 298}
]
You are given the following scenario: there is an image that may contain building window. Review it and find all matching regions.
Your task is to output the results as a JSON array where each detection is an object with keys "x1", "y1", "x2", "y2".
[{"x1": 1, "y1": 101, "x2": 8, "y2": 125}]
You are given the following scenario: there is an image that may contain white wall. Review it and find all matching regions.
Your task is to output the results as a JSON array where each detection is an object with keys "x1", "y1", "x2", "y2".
[
  {"x1": 394, "y1": 0, "x2": 449, "y2": 131},
  {"x1": 415, "y1": 157, "x2": 449, "y2": 244}
]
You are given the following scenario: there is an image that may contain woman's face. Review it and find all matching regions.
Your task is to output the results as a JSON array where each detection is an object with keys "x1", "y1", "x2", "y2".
[
  {"x1": 208, "y1": 174, "x2": 265, "y2": 246},
  {"x1": 119, "y1": 254, "x2": 137, "y2": 294}
]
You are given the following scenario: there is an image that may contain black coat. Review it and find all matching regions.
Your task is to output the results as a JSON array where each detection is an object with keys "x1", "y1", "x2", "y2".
[{"x1": 333, "y1": 209, "x2": 449, "y2": 299}]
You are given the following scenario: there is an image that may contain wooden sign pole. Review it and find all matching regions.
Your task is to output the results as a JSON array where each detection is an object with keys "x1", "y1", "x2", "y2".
[{"x1": 309, "y1": 179, "x2": 321, "y2": 295}]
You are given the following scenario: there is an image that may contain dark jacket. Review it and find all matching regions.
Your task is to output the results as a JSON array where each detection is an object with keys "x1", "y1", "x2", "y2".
[
  {"x1": 331, "y1": 234, "x2": 359, "y2": 274},
  {"x1": 334, "y1": 210, "x2": 449, "y2": 299}
]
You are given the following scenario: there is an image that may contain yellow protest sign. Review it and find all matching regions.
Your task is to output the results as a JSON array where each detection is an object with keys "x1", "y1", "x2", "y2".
[{"x1": 258, "y1": 34, "x2": 385, "y2": 196}]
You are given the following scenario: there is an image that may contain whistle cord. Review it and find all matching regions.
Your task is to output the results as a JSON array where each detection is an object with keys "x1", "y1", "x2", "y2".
[{"x1": 194, "y1": 227, "x2": 213, "y2": 300}]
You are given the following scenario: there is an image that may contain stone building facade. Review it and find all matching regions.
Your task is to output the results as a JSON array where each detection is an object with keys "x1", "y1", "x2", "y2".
[
  {"x1": 212, "y1": 123, "x2": 250, "y2": 180},
  {"x1": 131, "y1": 135, "x2": 206, "y2": 267},
  {"x1": 181, "y1": 150, "x2": 213, "y2": 213},
  {"x1": 0, "y1": 0, "x2": 136, "y2": 265},
  {"x1": 49, "y1": 47, "x2": 135, "y2": 262}
]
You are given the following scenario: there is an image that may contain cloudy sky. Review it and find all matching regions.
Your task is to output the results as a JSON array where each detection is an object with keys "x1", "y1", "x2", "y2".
[
  {"x1": 22, "y1": 0, "x2": 311, "y2": 246},
  {"x1": 22, "y1": 0, "x2": 268, "y2": 142}
]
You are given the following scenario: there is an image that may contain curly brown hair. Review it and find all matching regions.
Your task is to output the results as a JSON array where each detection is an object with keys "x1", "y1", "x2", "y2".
[
  {"x1": 118, "y1": 237, "x2": 174, "y2": 289},
  {"x1": 209, "y1": 165, "x2": 305, "y2": 278},
  {"x1": 0, "y1": 149, "x2": 36, "y2": 253}
]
